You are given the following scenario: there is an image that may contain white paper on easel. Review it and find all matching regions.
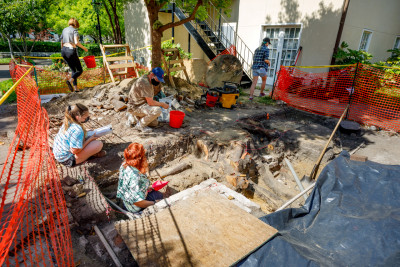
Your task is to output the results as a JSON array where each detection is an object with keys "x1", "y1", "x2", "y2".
[{"x1": 87, "y1": 124, "x2": 113, "y2": 138}]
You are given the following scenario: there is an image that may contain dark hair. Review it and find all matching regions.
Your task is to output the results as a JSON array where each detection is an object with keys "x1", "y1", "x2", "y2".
[
  {"x1": 63, "y1": 103, "x2": 88, "y2": 135},
  {"x1": 262, "y1": 37, "x2": 271, "y2": 45}
]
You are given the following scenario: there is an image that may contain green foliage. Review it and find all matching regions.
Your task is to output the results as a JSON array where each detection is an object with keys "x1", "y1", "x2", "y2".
[
  {"x1": 0, "y1": 42, "x2": 104, "y2": 57},
  {"x1": 0, "y1": 41, "x2": 60, "y2": 52},
  {"x1": 334, "y1": 42, "x2": 373, "y2": 65},
  {"x1": 256, "y1": 96, "x2": 275, "y2": 105},
  {"x1": 0, "y1": 79, "x2": 16, "y2": 103},
  {"x1": 150, "y1": 39, "x2": 192, "y2": 75},
  {"x1": 0, "y1": 0, "x2": 50, "y2": 55},
  {"x1": 47, "y1": 0, "x2": 125, "y2": 43},
  {"x1": 161, "y1": 39, "x2": 192, "y2": 60},
  {"x1": 0, "y1": 58, "x2": 11, "y2": 64},
  {"x1": 50, "y1": 53, "x2": 63, "y2": 64},
  {"x1": 374, "y1": 48, "x2": 400, "y2": 75}
]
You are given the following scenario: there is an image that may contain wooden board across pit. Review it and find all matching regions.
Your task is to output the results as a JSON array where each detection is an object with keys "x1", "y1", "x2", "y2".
[{"x1": 115, "y1": 190, "x2": 277, "y2": 267}]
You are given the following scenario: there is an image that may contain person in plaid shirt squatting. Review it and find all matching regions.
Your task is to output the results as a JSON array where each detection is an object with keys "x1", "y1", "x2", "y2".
[
  {"x1": 117, "y1": 143, "x2": 164, "y2": 213},
  {"x1": 249, "y1": 37, "x2": 271, "y2": 100}
]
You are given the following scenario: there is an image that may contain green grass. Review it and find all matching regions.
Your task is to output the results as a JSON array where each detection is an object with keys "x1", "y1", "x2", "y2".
[
  {"x1": 0, "y1": 58, "x2": 11, "y2": 64},
  {"x1": 0, "y1": 79, "x2": 16, "y2": 103},
  {"x1": 256, "y1": 96, "x2": 276, "y2": 105}
]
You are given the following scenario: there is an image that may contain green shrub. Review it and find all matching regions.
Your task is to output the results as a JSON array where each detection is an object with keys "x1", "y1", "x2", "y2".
[
  {"x1": 0, "y1": 58, "x2": 11, "y2": 64},
  {"x1": 334, "y1": 42, "x2": 372, "y2": 65},
  {"x1": 0, "y1": 41, "x2": 107, "y2": 56},
  {"x1": 0, "y1": 79, "x2": 16, "y2": 103},
  {"x1": 50, "y1": 53, "x2": 63, "y2": 64}
]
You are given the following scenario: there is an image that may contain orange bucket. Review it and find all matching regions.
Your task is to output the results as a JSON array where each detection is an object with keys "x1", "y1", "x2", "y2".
[
  {"x1": 83, "y1": 56, "x2": 96, "y2": 68},
  {"x1": 169, "y1": 110, "x2": 185, "y2": 128}
]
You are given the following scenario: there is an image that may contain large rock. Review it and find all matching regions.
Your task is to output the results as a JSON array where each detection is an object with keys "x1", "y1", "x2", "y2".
[
  {"x1": 178, "y1": 58, "x2": 208, "y2": 84},
  {"x1": 206, "y1": 55, "x2": 243, "y2": 88}
]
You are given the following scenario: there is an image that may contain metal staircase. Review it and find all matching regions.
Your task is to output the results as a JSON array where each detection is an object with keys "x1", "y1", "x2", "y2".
[{"x1": 165, "y1": 1, "x2": 254, "y2": 87}]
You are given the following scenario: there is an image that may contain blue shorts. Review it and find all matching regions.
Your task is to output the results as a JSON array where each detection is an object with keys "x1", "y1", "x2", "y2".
[{"x1": 252, "y1": 68, "x2": 267, "y2": 77}]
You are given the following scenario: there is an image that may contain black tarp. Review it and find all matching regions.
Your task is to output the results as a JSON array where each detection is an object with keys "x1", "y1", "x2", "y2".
[{"x1": 239, "y1": 151, "x2": 400, "y2": 266}]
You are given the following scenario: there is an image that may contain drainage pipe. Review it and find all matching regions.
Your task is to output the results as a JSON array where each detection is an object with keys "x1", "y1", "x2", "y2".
[
  {"x1": 284, "y1": 158, "x2": 307, "y2": 201},
  {"x1": 94, "y1": 225, "x2": 123, "y2": 267},
  {"x1": 104, "y1": 196, "x2": 135, "y2": 220},
  {"x1": 276, "y1": 182, "x2": 316, "y2": 212}
]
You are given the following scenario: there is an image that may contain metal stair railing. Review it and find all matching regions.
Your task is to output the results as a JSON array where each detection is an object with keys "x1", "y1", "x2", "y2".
[{"x1": 173, "y1": 1, "x2": 254, "y2": 79}]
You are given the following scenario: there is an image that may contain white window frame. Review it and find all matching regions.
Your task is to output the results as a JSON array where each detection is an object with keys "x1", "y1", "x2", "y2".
[
  {"x1": 359, "y1": 29, "x2": 373, "y2": 52},
  {"x1": 393, "y1": 36, "x2": 400, "y2": 50}
]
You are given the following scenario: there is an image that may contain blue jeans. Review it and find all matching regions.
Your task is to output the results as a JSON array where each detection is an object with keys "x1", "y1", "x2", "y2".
[{"x1": 252, "y1": 67, "x2": 267, "y2": 77}]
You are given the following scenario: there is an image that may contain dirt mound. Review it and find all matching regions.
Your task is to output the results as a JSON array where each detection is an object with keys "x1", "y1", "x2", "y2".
[
  {"x1": 164, "y1": 75, "x2": 204, "y2": 99},
  {"x1": 44, "y1": 76, "x2": 205, "y2": 115}
]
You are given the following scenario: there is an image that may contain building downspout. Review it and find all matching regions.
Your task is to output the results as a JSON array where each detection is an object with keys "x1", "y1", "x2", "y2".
[{"x1": 331, "y1": 0, "x2": 350, "y2": 65}]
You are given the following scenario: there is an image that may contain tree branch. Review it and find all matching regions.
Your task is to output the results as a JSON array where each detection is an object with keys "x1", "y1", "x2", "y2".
[{"x1": 157, "y1": 0, "x2": 203, "y2": 33}]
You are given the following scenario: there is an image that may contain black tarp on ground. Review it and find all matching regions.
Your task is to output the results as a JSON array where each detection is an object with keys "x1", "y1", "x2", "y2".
[{"x1": 239, "y1": 151, "x2": 400, "y2": 266}]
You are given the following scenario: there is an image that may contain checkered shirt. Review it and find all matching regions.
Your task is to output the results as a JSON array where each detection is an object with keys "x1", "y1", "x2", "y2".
[
  {"x1": 252, "y1": 45, "x2": 270, "y2": 70},
  {"x1": 117, "y1": 165, "x2": 151, "y2": 212},
  {"x1": 53, "y1": 123, "x2": 84, "y2": 162}
]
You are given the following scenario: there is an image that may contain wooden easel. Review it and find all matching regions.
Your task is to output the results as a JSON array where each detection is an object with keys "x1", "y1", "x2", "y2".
[
  {"x1": 161, "y1": 48, "x2": 190, "y2": 88},
  {"x1": 100, "y1": 44, "x2": 138, "y2": 84}
]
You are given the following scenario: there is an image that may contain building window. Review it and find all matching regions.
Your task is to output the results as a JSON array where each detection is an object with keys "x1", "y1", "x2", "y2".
[
  {"x1": 394, "y1": 36, "x2": 400, "y2": 50},
  {"x1": 359, "y1": 30, "x2": 372, "y2": 51}
]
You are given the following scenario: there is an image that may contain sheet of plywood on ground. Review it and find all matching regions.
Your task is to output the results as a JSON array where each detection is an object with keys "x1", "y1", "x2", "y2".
[{"x1": 115, "y1": 190, "x2": 277, "y2": 267}]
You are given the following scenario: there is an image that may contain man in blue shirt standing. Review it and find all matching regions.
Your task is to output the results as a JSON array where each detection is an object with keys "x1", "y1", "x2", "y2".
[{"x1": 249, "y1": 37, "x2": 271, "y2": 100}]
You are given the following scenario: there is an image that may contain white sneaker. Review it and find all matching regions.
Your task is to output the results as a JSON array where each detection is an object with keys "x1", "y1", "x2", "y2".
[
  {"x1": 135, "y1": 122, "x2": 152, "y2": 132},
  {"x1": 126, "y1": 113, "x2": 139, "y2": 127}
]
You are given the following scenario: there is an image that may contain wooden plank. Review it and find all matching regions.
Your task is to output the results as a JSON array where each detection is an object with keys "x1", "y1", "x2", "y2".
[
  {"x1": 162, "y1": 48, "x2": 179, "y2": 52},
  {"x1": 106, "y1": 56, "x2": 134, "y2": 62},
  {"x1": 109, "y1": 63, "x2": 136, "y2": 69},
  {"x1": 168, "y1": 59, "x2": 183, "y2": 64},
  {"x1": 114, "y1": 70, "x2": 128, "y2": 75},
  {"x1": 169, "y1": 66, "x2": 186, "y2": 72},
  {"x1": 115, "y1": 190, "x2": 277, "y2": 267},
  {"x1": 102, "y1": 44, "x2": 130, "y2": 48}
]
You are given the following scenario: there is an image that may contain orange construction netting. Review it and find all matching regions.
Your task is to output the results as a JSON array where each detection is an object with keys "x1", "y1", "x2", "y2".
[
  {"x1": 208, "y1": 45, "x2": 237, "y2": 64},
  {"x1": 0, "y1": 64, "x2": 74, "y2": 266},
  {"x1": 9, "y1": 59, "x2": 148, "y2": 95},
  {"x1": 272, "y1": 64, "x2": 400, "y2": 132}
]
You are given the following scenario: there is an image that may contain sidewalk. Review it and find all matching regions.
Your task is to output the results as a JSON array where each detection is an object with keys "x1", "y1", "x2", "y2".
[{"x1": 0, "y1": 65, "x2": 11, "y2": 82}]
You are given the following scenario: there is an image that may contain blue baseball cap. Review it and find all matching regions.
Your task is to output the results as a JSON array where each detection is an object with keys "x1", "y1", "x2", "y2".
[{"x1": 151, "y1": 67, "x2": 165, "y2": 83}]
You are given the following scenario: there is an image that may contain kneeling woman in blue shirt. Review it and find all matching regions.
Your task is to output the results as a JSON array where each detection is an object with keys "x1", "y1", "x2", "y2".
[{"x1": 53, "y1": 103, "x2": 106, "y2": 167}]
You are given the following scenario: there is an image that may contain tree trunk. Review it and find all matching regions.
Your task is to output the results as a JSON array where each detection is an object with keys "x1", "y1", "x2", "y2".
[
  {"x1": 146, "y1": 1, "x2": 163, "y2": 68},
  {"x1": 6, "y1": 36, "x2": 14, "y2": 59},
  {"x1": 103, "y1": 0, "x2": 117, "y2": 43},
  {"x1": 146, "y1": 0, "x2": 203, "y2": 68},
  {"x1": 151, "y1": 30, "x2": 163, "y2": 68}
]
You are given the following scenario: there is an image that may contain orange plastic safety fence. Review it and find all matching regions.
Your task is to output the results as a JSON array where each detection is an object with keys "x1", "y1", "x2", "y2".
[
  {"x1": 208, "y1": 45, "x2": 237, "y2": 64},
  {"x1": 9, "y1": 60, "x2": 148, "y2": 95},
  {"x1": 273, "y1": 64, "x2": 400, "y2": 132},
  {"x1": 0, "y1": 64, "x2": 73, "y2": 266}
]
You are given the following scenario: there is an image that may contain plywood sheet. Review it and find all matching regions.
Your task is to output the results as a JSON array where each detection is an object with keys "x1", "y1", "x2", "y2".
[{"x1": 115, "y1": 190, "x2": 277, "y2": 267}]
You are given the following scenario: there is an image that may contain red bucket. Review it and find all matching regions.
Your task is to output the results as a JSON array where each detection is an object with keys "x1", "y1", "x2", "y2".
[
  {"x1": 83, "y1": 56, "x2": 96, "y2": 68},
  {"x1": 169, "y1": 110, "x2": 185, "y2": 128},
  {"x1": 206, "y1": 93, "x2": 219, "y2": 107}
]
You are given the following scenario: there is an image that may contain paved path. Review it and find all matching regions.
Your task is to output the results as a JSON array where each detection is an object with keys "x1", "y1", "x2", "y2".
[{"x1": 0, "y1": 64, "x2": 11, "y2": 82}]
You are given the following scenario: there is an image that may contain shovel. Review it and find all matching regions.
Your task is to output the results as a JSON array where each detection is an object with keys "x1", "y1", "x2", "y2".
[{"x1": 305, "y1": 104, "x2": 350, "y2": 182}]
